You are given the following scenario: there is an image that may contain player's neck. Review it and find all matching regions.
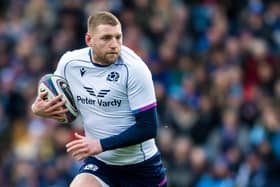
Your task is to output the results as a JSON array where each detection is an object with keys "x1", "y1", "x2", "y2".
[{"x1": 90, "y1": 50, "x2": 111, "y2": 67}]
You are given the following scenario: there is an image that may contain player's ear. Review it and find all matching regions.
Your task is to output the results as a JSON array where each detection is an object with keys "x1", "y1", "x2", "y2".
[{"x1": 85, "y1": 33, "x2": 93, "y2": 47}]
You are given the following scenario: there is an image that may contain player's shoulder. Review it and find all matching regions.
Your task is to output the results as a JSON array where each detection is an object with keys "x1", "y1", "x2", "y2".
[
  {"x1": 60, "y1": 47, "x2": 91, "y2": 62},
  {"x1": 120, "y1": 46, "x2": 149, "y2": 72}
]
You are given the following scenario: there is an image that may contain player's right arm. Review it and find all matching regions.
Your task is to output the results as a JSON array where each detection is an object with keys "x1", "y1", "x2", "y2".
[
  {"x1": 31, "y1": 91, "x2": 68, "y2": 120},
  {"x1": 32, "y1": 51, "x2": 71, "y2": 120}
]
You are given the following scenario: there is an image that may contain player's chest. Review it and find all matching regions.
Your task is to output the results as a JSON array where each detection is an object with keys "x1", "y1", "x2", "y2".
[{"x1": 68, "y1": 67, "x2": 128, "y2": 102}]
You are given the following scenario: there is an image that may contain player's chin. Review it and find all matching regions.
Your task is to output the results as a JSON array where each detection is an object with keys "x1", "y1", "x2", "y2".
[{"x1": 106, "y1": 54, "x2": 119, "y2": 63}]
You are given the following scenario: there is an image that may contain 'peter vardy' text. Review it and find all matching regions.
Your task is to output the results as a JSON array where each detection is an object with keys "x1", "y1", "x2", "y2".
[{"x1": 77, "y1": 96, "x2": 122, "y2": 107}]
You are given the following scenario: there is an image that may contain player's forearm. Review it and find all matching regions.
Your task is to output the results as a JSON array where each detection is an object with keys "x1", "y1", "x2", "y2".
[{"x1": 100, "y1": 107, "x2": 158, "y2": 151}]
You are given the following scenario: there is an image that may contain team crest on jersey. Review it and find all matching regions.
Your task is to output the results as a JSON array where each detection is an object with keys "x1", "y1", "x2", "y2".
[{"x1": 107, "y1": 71, "x2": 119, "y2": 82}]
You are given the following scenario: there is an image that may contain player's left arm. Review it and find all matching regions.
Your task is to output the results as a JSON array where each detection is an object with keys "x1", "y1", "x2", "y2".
[
  {"x1": 100, "y1": 60, "x2": 159, "y2": 151},
  {"x1": 100, "y1": 107, "x2": 158, "y2": 151},
  {"x1": 66, "y1": 107, "x2": 158, "y2": 160}
]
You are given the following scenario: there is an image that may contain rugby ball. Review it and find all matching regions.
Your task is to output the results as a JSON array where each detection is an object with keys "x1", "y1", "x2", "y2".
[{"x1": 38, "y1": 74, "x2": 79, "y2": 123}]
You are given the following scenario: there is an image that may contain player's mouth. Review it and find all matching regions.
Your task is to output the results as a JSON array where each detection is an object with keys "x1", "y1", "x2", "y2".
[
  {"x1": 106, "y1": 52, "x2": 119, "y2": 58},
  {"x1": 107, "y1": 52, "x2": 119, "y2": 55}
]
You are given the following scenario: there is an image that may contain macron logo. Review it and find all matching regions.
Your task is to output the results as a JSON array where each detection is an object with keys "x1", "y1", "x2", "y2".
[{"x1": 80, "y1": 68, "x2": 86, "y2": 77}]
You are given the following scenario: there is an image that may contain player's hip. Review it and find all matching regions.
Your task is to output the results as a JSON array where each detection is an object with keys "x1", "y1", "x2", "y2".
[
  {"x1": 96, "y1": 139, "x2": 158, "y2": 165},
  {"x1": 79, "y1": 151, "x2": 167, "y2": 187}
]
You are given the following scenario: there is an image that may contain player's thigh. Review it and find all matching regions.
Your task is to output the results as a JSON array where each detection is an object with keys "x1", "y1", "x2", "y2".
[{"x1": 70, "y1": 173, "x2": 109, "y2": 187}]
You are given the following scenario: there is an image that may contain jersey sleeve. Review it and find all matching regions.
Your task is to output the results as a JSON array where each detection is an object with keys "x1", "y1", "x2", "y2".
[
  {"x1": 53, "y1": 51, "x2": 71, "y2": 78},
  {"x1": 127, "y1": 62, "x2": 157, "y2": 114}
]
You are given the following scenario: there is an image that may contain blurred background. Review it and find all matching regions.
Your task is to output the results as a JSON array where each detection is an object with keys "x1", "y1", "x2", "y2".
[{"x1": 0, "y1": 0, "x2": 280, "y2": 186}]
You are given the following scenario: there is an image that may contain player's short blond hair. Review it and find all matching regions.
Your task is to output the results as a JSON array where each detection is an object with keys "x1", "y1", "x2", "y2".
[{"x1": 87, "y1": 11, "x2": 121, "y2": 33}]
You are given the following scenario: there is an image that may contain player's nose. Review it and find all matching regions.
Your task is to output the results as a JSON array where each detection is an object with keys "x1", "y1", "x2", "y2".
[{"x1": 109, "y1": 38, "x2": 120, "y2": 49}]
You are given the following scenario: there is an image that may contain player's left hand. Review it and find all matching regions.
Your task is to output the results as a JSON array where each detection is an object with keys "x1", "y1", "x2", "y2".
[{"x1": 66, "y1": 132, "x2": 103, "y2": 161}]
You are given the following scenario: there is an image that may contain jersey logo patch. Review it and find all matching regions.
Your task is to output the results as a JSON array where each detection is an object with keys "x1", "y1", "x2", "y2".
[
  {"x1": 80, "y1": 68, "x2": 86, "y2": 77},
  {"x1": 78, "y1": 88, "x2": 121, "y2": 107},
  {"x1": 107, "y1": 71, "x2": 119, "y2": 82},
  {"x1": 83, "y1": 87, "x2": 110, "y2": 98}
]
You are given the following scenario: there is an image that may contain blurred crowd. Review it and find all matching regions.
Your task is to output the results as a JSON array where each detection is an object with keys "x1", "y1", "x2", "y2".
[{"x1": 0, "y1": 0, "x2": 280, "y2": 186}]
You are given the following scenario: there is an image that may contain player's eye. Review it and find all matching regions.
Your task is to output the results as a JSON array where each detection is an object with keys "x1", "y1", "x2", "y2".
[{"x1": 101, "y1": 35, "x2": 111, "y2": 41}]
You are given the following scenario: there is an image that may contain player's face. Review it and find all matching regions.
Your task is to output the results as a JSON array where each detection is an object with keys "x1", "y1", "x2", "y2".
[{"x1": 87, "y1": 24, "x2": 122, "y2": 65}]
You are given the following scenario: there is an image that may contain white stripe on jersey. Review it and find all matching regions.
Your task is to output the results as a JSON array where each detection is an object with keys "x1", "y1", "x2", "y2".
[{"x1": 54, "y1": 46, "x2": 158, "y2": 165}]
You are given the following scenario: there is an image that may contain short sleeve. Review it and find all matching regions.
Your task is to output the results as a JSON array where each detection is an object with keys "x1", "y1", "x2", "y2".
[
  {"x1": 54, "y1": 51, "x2": 71, "y2": 78},
  {"x1": 127, "y1": 62, "x2": 157, "y2": 114}
]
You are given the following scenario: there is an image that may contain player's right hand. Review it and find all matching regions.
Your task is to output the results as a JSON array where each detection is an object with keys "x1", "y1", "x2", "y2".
[{"x1": 31, "y1": 92, "x2": 68, "y2": 120}]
